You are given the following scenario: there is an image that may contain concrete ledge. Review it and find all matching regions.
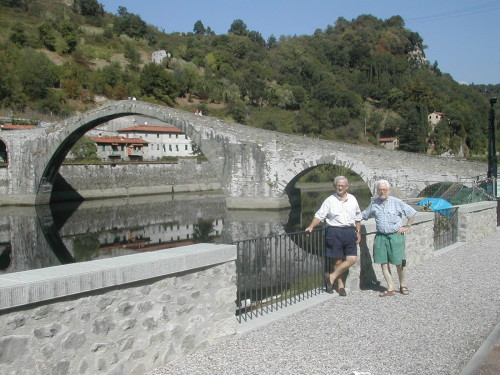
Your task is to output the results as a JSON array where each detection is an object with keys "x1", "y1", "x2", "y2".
[
  {"x1": 0, "y1": 243, "x2": 236, "y2": 311},
  {"x1": 457, "y1": 200, "x2": 497, "y2": 213},
  {"x1": 226, "y1": 196, "x2": 291, "y2": 210}
]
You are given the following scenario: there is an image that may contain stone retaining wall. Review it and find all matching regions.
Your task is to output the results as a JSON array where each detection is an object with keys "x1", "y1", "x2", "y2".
[
  {"x1": 0, "y1": 244, "x2": 236, "y2": 375},
  {"x1": 349, "y1": 201, "x2": 498, "y2": 291},
  {"x1": 57, "y1": 160, "x2": 221, "y2": 200}
]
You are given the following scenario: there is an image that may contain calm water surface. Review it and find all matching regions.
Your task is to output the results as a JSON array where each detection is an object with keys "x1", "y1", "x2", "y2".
[{"x1": 0, "y1": 185, "x2": 372, "y2": 274}]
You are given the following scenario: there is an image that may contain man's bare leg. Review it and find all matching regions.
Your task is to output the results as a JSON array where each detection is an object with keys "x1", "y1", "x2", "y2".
[
  {"x1": 396, "y1": 265, "x2": 409, "y2": 294},
  {"x1": 328, "y1": 255, "x2": 357, "y2": 285},
  {"x1": 381, "y1": 263, "x2": 394, "y2": 291}
]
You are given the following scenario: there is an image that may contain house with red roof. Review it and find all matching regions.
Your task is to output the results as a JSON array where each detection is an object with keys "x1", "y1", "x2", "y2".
[
  {"x1": 117, "y1": 125, "x2": 194, "y2": 160},
  {"x1": 377, "y1": 137, "x2": 399, "y2": 150},
  {"x1": 91, "y1": 136, "x2": 149, "y2": 162}
]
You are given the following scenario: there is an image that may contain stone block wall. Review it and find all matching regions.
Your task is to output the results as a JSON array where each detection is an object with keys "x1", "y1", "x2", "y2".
[
  {"x1": 457, "y1": 201, "x2": 498, "y2": 243},
  {"x1": 57, "y1": 159, "x2": 221, "y2": 200},
  {"x1": 355, "y1": 201, "x2": 497, "y2": 290},
  {"x1": 0, "y1": 167, "x2": 7, "y2": 195},
  {"x1": 0, "y1": 244, "x2": 237, "y2": 375}
]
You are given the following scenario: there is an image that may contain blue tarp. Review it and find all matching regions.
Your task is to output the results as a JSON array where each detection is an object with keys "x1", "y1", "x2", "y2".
[{"x1": 416, "y1": 198, "x2": 453, "y2": 216}]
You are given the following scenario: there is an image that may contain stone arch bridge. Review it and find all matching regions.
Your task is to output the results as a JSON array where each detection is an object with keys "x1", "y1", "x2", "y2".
[{"x1": 0, "y1": 100, "x2": 485, "y2": 209}]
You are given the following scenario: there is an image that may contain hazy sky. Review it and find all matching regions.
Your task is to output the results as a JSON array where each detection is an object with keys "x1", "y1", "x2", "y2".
[{"x1": 100, "y1": 0, "x2": 500, "y2": 85}]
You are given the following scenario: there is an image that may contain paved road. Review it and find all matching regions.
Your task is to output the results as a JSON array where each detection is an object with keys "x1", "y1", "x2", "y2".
[{"x1": 148, "y1": 229, "x2": 500, "y2": 375}]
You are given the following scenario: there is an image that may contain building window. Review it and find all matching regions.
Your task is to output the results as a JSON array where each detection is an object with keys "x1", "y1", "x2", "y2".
[
  {"x1": 176, "y1": 145, "x2": 179, "y2": 151},
  {"x1": 185, "y1": 145, "x2": 188, "y2": 150},
  {"x1": 157, "y1": 144, "x2": 159, "y2": 150},
  {"x1": 157, "y1": 134, "x2": 159, "y2": 138},
  {"x1": 169, "y1": 145, "x2": 172, "y2": 151},
  {"x1": 101, "y1": 145, "x2": 105, "y2": 151}
]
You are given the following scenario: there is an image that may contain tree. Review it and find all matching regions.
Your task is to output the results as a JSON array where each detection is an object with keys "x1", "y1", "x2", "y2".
[
  {"x1": 267, "y1": 35, "x2": 277, "y2": 49},
  {"x1": 139, "y1": 63, "x2": 178, "y2": 105},
  {"x1": 398, "y1": 105, "x2": 428, "y2": 153},
  {"x1": 71, "y1": 137, "x2": 98, "y2": 161},
  {"x1": 193, "y1": 20, "x2": 206, "y2": 35},
  {"x1": 124, "y1": 42, "x2": 141, "y2": 70},
  {"x1": 74, "y1": 0, "x2": 103, "y2": 17},
  {"x1": 228, "y1": 19, "x2": 248, "y2": 36},
  {"x1": 9, "y1": 23, "x2": 28, "y2": 46},
  {"x1": 114, "y1": 8, "x2": 147, "y2": 39},
  {"x1": 38, "y1": 22, "x2": 57, "y2": 51}
]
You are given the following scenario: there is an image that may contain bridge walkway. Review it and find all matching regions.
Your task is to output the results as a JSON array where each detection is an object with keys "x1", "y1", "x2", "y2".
[{"x1": 148, "y1": 229, "x2": 500, "y2": 375}]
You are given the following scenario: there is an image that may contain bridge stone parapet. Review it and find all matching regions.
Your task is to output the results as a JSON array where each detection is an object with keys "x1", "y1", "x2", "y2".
[{"x1": 0, "y1": 100, "x2": 486, "y2": 209}]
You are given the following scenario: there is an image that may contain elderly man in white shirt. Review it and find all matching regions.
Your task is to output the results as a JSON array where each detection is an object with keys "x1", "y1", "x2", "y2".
[{"x1": 305, "y1": 176, "x2": 362, "y2": 296}]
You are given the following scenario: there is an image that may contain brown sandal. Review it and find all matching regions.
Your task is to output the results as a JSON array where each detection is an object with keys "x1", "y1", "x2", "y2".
[
  {"x1": 400, "y1": 286, "x2": 410, "y2": 295},
  {"x1": 379, "y1": 290, "x2": 395, "y2": 297}
]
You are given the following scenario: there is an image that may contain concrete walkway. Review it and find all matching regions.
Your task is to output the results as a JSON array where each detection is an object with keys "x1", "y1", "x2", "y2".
[{"x1": 149, "y1": 229, "x2": 500, "y2": 375}]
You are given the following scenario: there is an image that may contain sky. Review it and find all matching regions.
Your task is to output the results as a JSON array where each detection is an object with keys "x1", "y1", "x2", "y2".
[{"x1": 99, "y1": 0, "x2": 500, "y2": 85}]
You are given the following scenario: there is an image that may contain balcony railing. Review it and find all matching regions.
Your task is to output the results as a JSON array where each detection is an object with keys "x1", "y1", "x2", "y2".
[{"x1": 234, "y1": 228, "x2": 326, "y2": 323}]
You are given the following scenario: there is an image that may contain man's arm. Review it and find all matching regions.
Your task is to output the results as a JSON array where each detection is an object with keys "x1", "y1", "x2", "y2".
[
  {"x1": 355, "y1": 221, "x2": 362, "y2": 244},
  {"x1": 305, "y1": 217, "x2": 321, "y2": 233}
]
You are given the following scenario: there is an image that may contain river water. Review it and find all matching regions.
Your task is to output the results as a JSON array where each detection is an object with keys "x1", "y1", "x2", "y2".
[{"x1": 0, "y1": 184, "x2": 372, "y2": 275}]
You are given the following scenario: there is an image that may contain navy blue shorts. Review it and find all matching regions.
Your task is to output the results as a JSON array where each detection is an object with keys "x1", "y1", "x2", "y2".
[{"x1": 325, "y1": 226, "x2": 357, "y2": 259}]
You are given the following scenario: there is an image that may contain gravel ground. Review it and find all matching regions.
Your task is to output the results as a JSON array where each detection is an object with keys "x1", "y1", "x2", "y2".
[{"x1": 148, "y1": 229, "x2": 500, "y2": 375}]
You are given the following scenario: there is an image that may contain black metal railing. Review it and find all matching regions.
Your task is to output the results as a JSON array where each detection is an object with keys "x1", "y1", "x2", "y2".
[
  {"x1": 234, "y1": 228, "x2": 326, "y2": 323},
  {"x1": 433, "y1": 207, "x2": 459, "y2": 250}
]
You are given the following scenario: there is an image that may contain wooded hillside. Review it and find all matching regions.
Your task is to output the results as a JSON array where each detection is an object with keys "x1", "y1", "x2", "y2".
[{"x1": 0, "y1": 0, "x2": 497, "y2": 157}]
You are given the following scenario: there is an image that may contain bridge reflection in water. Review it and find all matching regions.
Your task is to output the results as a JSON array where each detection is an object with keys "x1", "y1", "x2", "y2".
[{"x1": 0, "y1": 185, "x2": 372, "y2": 318}]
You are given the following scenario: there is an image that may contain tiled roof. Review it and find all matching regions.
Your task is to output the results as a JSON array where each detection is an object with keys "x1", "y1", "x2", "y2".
[
  {"x1": 91, "y1": 136, "x2": 148, "y2": 145},
  {"x1": 118, "y1": 125, "x2": 182, "y2": 133},
  {"x1": 0, "y1": 124, "x2": 36, "y2": 130},
  {"x1": 378, "y1": 137, "x2": 398, "y2": 142}
]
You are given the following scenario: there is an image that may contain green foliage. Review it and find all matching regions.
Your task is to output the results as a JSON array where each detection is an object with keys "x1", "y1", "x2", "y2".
[
  {"x1": 73, "y1": 0, "x2": 104, "y2": 17},
  {"x1": 0, "y1": 4, "x2": 491, "y2": 158},
  {"x1": 228, "y1": 19, "x2": 248, "y2": 36},
  {"x1": 9, "y1": 22, "x2": 29, "y2": 46},
  {"x1": 193, "y1": 20, "x2": 205, "y2": 35},
  {"x1": 38, "y1": 22, "x2": 57, "y2": 51},
  {"x1": 114, "y1": 7, "x2": 147, "y2": 39},
  {"x1": 139, "y1": 63, "x2": 178, "y2": 105},
  {"x1": 71, "y1": 136, "x2": 99, "y2": 161}
]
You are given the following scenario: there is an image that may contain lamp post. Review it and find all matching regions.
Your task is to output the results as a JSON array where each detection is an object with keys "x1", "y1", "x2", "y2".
[{"x1": 487, "y1": 97, "x2": 497, "y2": 180}]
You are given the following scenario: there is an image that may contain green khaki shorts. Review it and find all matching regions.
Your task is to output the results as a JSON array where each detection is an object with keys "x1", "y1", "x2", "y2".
[{"x1": 373, "y1": 232, "x2": 405, "y2": 265}]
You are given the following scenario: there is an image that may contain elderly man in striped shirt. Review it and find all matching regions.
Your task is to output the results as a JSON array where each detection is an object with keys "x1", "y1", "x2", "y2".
[{"x1": 362, "y1": 179, "x2": 417, "y2": 297}]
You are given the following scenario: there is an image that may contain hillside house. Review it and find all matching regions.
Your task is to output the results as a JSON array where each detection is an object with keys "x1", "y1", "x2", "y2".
[
  {"x1": 152, "y1": 50, "x2": 171, "y2": 64},
  {"x1": 377, "y1": 137, "x2": 399, "y2": 150},
  {"x1": 428, "y1": 111, "x2": 445, "y2": 130}
]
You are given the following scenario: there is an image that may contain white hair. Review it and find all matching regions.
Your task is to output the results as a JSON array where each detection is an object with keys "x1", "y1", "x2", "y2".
[
  {"x1": 334, "y1": 175, "x2": 348, "y2": 185},
  {"x1": 375, "y1": 179, "x2": 391, "y2": 189}
]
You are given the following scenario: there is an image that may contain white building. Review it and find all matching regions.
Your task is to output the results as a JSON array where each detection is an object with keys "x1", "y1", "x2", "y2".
[
  {"x1": 118, "y1": 125, "x2": 195, "y2": 160},
  {"x1": 151, "y1": 50, "x2": 171, "y2": 65},
  {"x1": 428, "y1": 111, "x2": 445, "y2": 131}
]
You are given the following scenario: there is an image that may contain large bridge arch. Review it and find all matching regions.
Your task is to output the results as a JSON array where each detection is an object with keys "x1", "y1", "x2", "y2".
[{"x1": 0, "y1": 100, "x2": 487, "y2": 209}]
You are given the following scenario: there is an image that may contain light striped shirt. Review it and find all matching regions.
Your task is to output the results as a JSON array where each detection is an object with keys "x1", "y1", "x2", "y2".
[
  {"x1": 362, "y1": 196, "x2": 417, "y2": 234},
  {"x1": 314, "y1": 193, "x2": 362, "y2": 227}
]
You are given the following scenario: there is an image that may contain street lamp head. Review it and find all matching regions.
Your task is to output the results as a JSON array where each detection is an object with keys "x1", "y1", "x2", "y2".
[{"x1": 490, "y1": 97, "x2": 497, "y2": 105}]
